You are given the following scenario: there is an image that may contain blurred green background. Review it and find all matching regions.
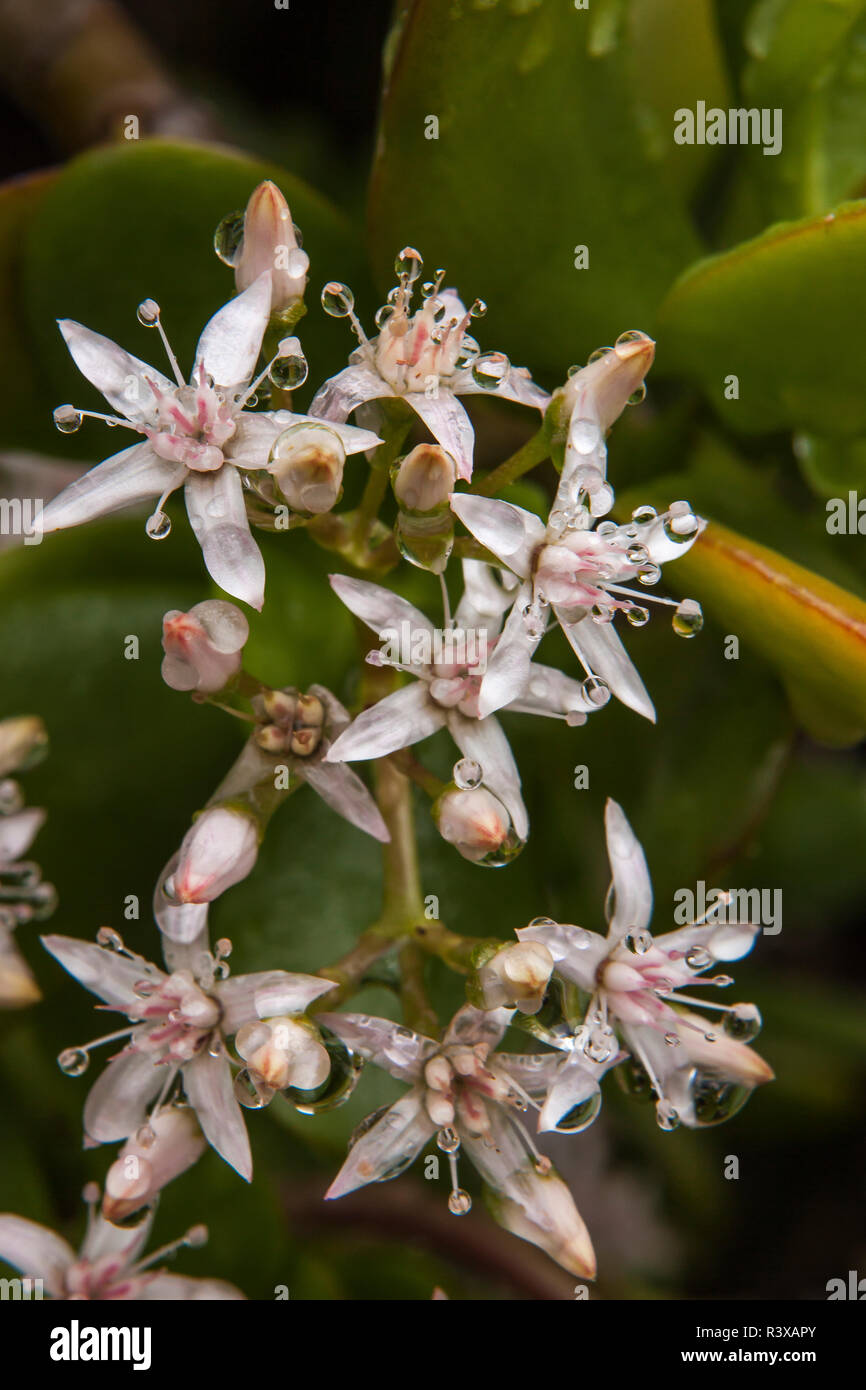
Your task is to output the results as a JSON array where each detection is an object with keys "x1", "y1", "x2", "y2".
[{"x1": 0, "y1": 0, "x2": 864, "y2": 1300}]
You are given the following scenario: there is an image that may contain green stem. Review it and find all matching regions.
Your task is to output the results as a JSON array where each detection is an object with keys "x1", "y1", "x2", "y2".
[
  {"x1": 375, "y1": 756, "x2": 425, "y2": 929},
  {"x1": 399, "y1": 940, "x2": 440, "y2": 1037},
  {"x1": 410, "y1": 919, "x2": 480, "y2": 975},
  {"x1": 468, "y1": 428, "x2": 549, "y2": 496}
]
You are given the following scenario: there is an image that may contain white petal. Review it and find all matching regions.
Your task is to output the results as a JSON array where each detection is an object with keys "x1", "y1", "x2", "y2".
[
  {"x1": 325, "y1": 1089, "x2": 435, "y2": 1198},
  {"x1": 194, "y1": 275, "x2": 272, "y2": 389},
  {"x1": 184, "y1": 469, "x2": 265, "y2": 610},
  {"x1": 209, "y1": 741, "x2": 275, "y2": 803},
  {"x1": 328, "y1": 573, "x2": 436, "y2": 641},
  {"x1": 0, "y1": 807, "x2": 45, "y2": 863},
  {"x1": 642, "y1": 512, "x2": 706, "y2": 565},
  {"x1": 447, "y1": 711, "x2": 528, "y2": 841},
  {"x1": 317, "y1": 1013, "x2": 436, "y2": 1082},
  {"x1": 40, "y1": 934, "x2": 158, "y2": 1010},
  {"x1": 325, "y1": 683, "x2": 446, "y2": 762},
  {"x1": 506, "y1": 661, "x2": 595, "y2": 719},
  {"x1": 0, "y1": 1215, "x2": 74, "y2": 1295},
  {"x1": 453, "y1": 560, "x2": 515, "y2": 631},
  {"x1": 218, "y1": 969, "x2": 321, "y2": 1033},
  {"x1": 224, "y1": 413, "x2": 280, "y2": 468},
  {"x1": 36, "y1": 443, "x2": 184, "y2": 534},
  {"x1": 57, "y1": 319, "x2": 173, "y2": 425},
  {"x1": 450, "y1": 493, "x2": 543, "y2": 578},
  {"x1": 476, "y1": 585, "x2": 541, "y2": 717},
  {"x1": 83, "y1": 1048, "x2": 169, "y2": 1143},
  {"x1": 300, "y1": 759, "x2": 390, "y2": 841},
  {"x1": 604, "y1": 799, "x2": 653, "y2": 940},
  {"x1": 451, "y1": 365, "x2": 550, "y2": 412},
  {"x1": 516, "y1": 921, "x2": 608, "y2": 992},
  {"x1": 557, "y1": 608, "x2": 656, "y2": 722},
  {"x1": 443, "y1": 1003, "x2": 513, "y2": 1049},
  {"x1": 182, "y1": 1052, "x2": 252, "y2": 1180},
  {"x1": 153, "y1": 855, "x2": 210, "y2": 945},
  {"x1": 270, "y1": 409, "x2": 382, "y2": 456},
  {"x1": 309, "y1": 364, "x2": 390, "y2": 422},
  {"x1": 252, "y1": 974, "x2": 335, "y2": 1019},
  {"x1": 405, "y1": 391, "x2": 475, "y2": 482},
  {"x1": 537, "y1": 1054, "x2": 605, "y2": 1133}
]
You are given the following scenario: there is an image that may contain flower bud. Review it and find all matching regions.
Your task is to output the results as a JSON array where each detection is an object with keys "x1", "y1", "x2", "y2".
[
  {"x1": 172, "y1": 806, "x2": 259, "y2": 904},
  {"x1": 161, "y1": 601, "x2": 249, "y2": 694},
  {"x1": 235, "y1": 1015, "x2": 330, "y2": 1093},
  {"x1": 476, "y1": 941, "x2": 554, "y2": 1014},
  {"x1": 0, "y1": 929, "x2": 41, "y2": 1007},
  {"x1": 392, "y1": 444, "x2": 456, "y2": 514},
  {"x1": 433, "y1": 785, "x2": 523, "y2": 866},
  {"x1": 233, "y1": 180, "x2": 309, "y2": 312},
  {"x1": 268, "y1": 422, "x2": 345, "y2": 515},
  {"x1": 0, "y1": 715, "x2": 47, "y2": 777},
  {"x1": 487, "y1": 1167, "x2": 596, "y2": 1280},
  {"x1": 563, "y1": 332, "x2": 655, "y2": 432},
  {"x1": 102, "y1": 1108, "x2": 206, "y2": 1222}
]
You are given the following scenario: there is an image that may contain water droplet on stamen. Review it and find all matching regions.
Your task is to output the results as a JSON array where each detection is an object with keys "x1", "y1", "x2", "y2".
[
  {"x1": 580, "y1": 675, "x2": 610, "y2": 708},
  {"x1": 437, "y1": 1127, "x2": 460, "y2": 1153},
  {"x1": 58, "y1": 1047, "x2": 89, "y2": 1077},
  {"x1": 321, "y1": 282, "x2": 355, "y2": 317},
  {"x1": 145, "y1": 510, "x2": 172, "y2": 541},
  {"x1": 53, "y1": 404, "x2": 83, "y2": 433},
  {"x1": 469, "y1": 298, "x2": 487, "y2": 318},
  {"x1": 136, "y1": 299, "x2": 161, "y2": 327},
  {"x1": 269, "y1": 337, "x2": 308, "y2": 390},
  {"x1": 672, "y1": 599, "x2": 704, "y2": 638},
  {"x1": 394, "y1": 247, "x2": 423, "y2": 283},
  {"x1": 448, "y1": 1189, "x2": 472, "y2": 1215}
]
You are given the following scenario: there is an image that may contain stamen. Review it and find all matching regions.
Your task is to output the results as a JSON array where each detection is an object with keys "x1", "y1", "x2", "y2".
[
  {"x1": 439, "y1": 573, "x2": 453, "y2": 631},
  {"x1": 132, "y1": 1224, "x2": 208, "y2": 1274},
  {"x1": 137, "y1": 300, "x2": 185, "y2": 387},
  {"x1": 604, "y1": 584, "x2": 678, "y2": 608}
]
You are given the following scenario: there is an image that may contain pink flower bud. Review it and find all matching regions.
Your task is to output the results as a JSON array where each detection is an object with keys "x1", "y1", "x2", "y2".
[
  {"x1": 433, "y1": 786, "x2": 514, "y2": 864},
  {"x1": 102, "y1": 1108, "x2": 206, "y2": 1222},
  {"x1": 564, "y1": 332, "x2": 655, "y2": 431},
  {"x1": 161, "y1": 601, "x2": 249, "y2": 694},
  {"x1": 172, "y1": 806, "x2": 259, "y2": 904},
  {"x1": 268, "y1": 422, "x2": 345, "y2": 515},
  {"x1": 234, "y1": 181, "x2": 309, "y2": 313},
  {"x1": 477, "y1": 941, "x2": 554, "y2": 1014}
]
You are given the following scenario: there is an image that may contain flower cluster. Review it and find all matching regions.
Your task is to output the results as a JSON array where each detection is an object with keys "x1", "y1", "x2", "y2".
[{"x1": 1, "y1": 179, "x2": 775, "y2": 1297}]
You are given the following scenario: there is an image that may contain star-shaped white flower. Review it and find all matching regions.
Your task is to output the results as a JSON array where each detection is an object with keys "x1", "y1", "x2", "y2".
[
  {"x1": 0, "y1": 715, "x2": 56, "y2": 1007},
  {"x1": 42, "y1": 928, "x2": 335, "y2": 1181},
  {"x1": 318, "y1": 1003, "x2": 597, "y2": 1278},
  {"x1": 309, "y1": 250, "x2": 549, "y2": 481},
  {"x1": 0, "y1": 1198, "x2": 243, "y2": 1300},
  {"x1": 516, "y1": 800, "x2": 774, "y2": 1131},
  {"x1": 323, "y1": 562, "x2": 603, "y2": 848},
  {"x1": 451, "y1": 335, "x2": 705, "y2": 721},
  {"x1": 38, "y1": 274, "x2": 381, "y2": 608}
]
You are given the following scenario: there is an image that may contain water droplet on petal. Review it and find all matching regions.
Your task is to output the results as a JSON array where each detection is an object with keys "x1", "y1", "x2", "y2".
[
  {"x1": 269, "y1": 338, "x2": 308, "y2": 390},
  {"x1": 213, "y1": 212, "x2": 245, "y2": 265},
  {"x1": 136, "y1": 1124, "x2": 157, "y2": 1148},
  {"x1": 97, "y1": 927, "x2": 124, "y2": 951},
  {"x1": 656, "y1": 1098, "x2": 680, "y2": 1131},
  {"x1": 626, "y1": 605, "x2": 650, "y2": 627},
  {"x1": 631, "y1": 504, "x2": 656, "y2": 526},
  {"x1": 626, "y1": 543, "x2": 648, "y2": 565},
  {"x1": 374, "y1": 304, "x2": 395, "y2": 330},
  {"x1": 638, "y1": 562, "x2": 661, "y2": 586},
  {"x1": 453, "y1": 757, "x2": 482, "y2": 790},
  {"x1": 625, "y1": 929, "x2": 653, "y2": 955},
  {"x1": 627, "y1": 384, "x2": 647, "y2": 405},
  {"x1": 569, "y1": 417, "x2": 601, "y2": 455},
  {"x1": 663, "y1": 500, "x2": 699, "y2": 544},
  {"x1": 471, "y1": 351, "x2": 510, "y2": 389},
  {"x1": 587, "y1": 346, "x2": 613, "y2": 364}
]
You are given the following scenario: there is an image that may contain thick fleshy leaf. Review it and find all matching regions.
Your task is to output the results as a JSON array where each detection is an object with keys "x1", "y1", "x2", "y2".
[
  {"x1": 368, "y1": 0, "x2": 719, "y2": 369},
  {"x1": 657, "y1": 201, "x2": 866, "y2": 436}
]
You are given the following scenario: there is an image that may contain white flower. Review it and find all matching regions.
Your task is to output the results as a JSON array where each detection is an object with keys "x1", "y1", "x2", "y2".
[
  {"x1": 42, "y1": 928, "x2": 335, "y2": 1180},
  {"x1": 323, "y1": 562, "x2": 605, "y2": 850},
  {"x1": 0, "y1": 1195, "x2": 243, "y2": 1300},
  {"x1": 516, "y1": 799, "x2": 774, "y2": 1132},
  {"x1": 474, "y1": 940, "x2": 555, "y2": 1015},
  {"x1": 309, "y1": 249, "x2": 549, "y2": 481},
  {"x1": 451, "y1": 336, "x2": 705, "y2": 721},
  {"x1": 318, "y1": 1004, "x2": 597, "y2": 1278},
  {"x1": 171, "y1": 806, "x2": 260, "y2": 905},
  {"x1": 38, "y1": 276, "x2": 381, "y2": 608},
  {"x1": 161, "y1": 600, "x2": 250, "y2": 694},
  {"x1": 0, "y1": 716, "x2": 56, "y2": 1008}
]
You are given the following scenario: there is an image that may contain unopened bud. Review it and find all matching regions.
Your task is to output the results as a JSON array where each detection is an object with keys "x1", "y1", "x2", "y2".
[
  {"x1": 0, "y1": 930, "x2": 41, "y2": 1008},
  {"x1": 561, "y1": 332, "x2": 655, "y2": 434},
  {"x1": 235, "y1": 1015, "x2": 330, "y2": 1093},
  {"x1": 268, "y1": 422, "x2": 345, "y2": 515},
  {"x1": 233, "y1": 180, "x2": 309, "y2": 312},
  {"x1": 102, "y1": 1107, "x2": 206, "y2": 1222},
  {"x1": 476, "y1": 941, "x2": 554, "y2": 1014},
  {"x1": 173, "y1": 805, "x2": 259, "y2": 904},
  {"x1": 0, "y1": 716, "x2": 48, "y2": 777},
  {"x1": 433, "y1": 785, "x2": 520, "y2": 865},
  {"x1": 161, "y1": 601, "x2": 249, "y2": 694},
  {"x1": 262, "y1": 688, "x2": 297, "y2": 726},
  {"x1": 392, "y1": 444, "x2": 457, "y2": 514}
]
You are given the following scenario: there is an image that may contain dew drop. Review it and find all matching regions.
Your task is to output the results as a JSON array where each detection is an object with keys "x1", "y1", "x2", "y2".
[
  {"x1": 269, "y1": 338, "x2": 308, "y2": 390},
  {"x1": 655, "y1": 1098, "x2": 680, "y2": 1131},
  {"x1": 723, "y1": 1002, "x2": 762, "y2": 1041},
  {"x1": 626, "y1": 543, "x2": 649, "y2": 565},
  {"x1": 374, "y1": 304, "x2": 395, "y2": 330},
  {"x1": 469, "y1": 298, "x2": 487, "y2": 318},
  {"x1": 587, "y1": 346, "x2": 612, "y2": 364},
  {"x1": 663, "y1": 501, "x2": 699, "y2": 544},
  {"x1": 136, "y1": 298, "x2": 160, "y2": 326},
  {"x1": 625, "y1": 929, "x2": 653, "y2": 955},
  {"x1": 145, "y1": 510, "x2": 172, "y2": 541},
  {"x1": 631, "y1": 504, "x2": 656, "y2": 526},
  {"x1": 627, "y1": 384, "x2": 647, "y2": 405},
  {"x1": 453, "y1": 757, "x2": 483, "y2": 790},
  {"x1": 672, "y1": 599, "x2": 704, "y2": 638},
  {"x1": 286, "y1": 248, "x2": 309, "y2": 280},
  {"x1": 569, "y1": 417, "x2": 601, "y2": 455},
  {"x1": 528, "y1": 916, "x2": 556, "y2": 928},
  {"x1": 53, "y1": 404, "x2": 83, "y2": 433},
  {"x1": 638, "y1": 562, "x2": 662, "y2": 586},
  {"x1": 58, "y1": 1047, "x2": 89, "y2": 1077},
  {"x1": 321, "y1": 282, "x2": 355, "y2": 317},
  {"x1": 580, "y1": 675, "x2": 610, "y2": 707},
  {"x1": 448, "y1": 1189, "x2": 472, "y2": 1215},
  {"x1": 213, "y1": 212, "x2": 245, "y2": 265},
  {"x1": 471, "y1": 351, "x2": 510, "y2": 389},
  {"x1": 591, "y1": 604, "x2": 614, "y2": 625},
  {"x1": 97, "y1": 926, "x2": 124, "y2": 951},
  {"x1": 437, "y1": 1127, "x2": 461, "y2": 1154},
  {"x1": 395, "y1": 247, "x2": 423, "y2": 282},
  {"x1": 664, "y1": 1031, "x2": 680, "y2": 1047},
  {"x1": 626, "y1": 605, "x2": 650, "y2": 627},
  {"x1": 136, "y1": 1124, "x2": 157, "y2": 1148}
]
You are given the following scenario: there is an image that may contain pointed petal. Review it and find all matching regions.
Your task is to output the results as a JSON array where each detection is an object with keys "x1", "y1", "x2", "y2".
[
  {"x1": 224, "y1": 413, "x2": 280, "y2": 469},
  {"x1": 495, "y1": 1052, "x2": 564, "y2": 1099},
  {"x1": 642, "y1": 511, "x2": 706, "y2": 565},
  {"x1": 309, "y1": 365, "x2": 390, "y2": 423},
  {"x1": 269, "y1": 409, "x2": 382, "y2": 456},
  {"x1": 453, "y1": 560, "x2": 515, "y2": 632},
  {"x1": 37, "y1": 443, "x2": 183, "y2": 534},
  {"x1": 0, "y1": 807, "x2": 45, "y2": 862},
  {"x1": 83, "y1": 1049, "x2": 169, "y2": 1143},
  {"x1": 443, "y1": 1003, "x2": 513, "y2": 1049},
  {"x1": 194, "y1": 275, "x2": 271, "y2": 389},
  {"x1": 139, "y1": 1273, "x2": 246, "y2": 1300},
  {"x1": 185, "y1": 468, "x2": 265, "y2": 610},
  {"x1": 325, "y1": 683, "x2": 446, "y2": 762},
  {"x1": 317, "y1": 1013, "x2": 436, "y2": 1082},
  {"x1": 506, "y1": 661, "x2": 596, "y2": 719},
  {"x1": 209, "y1": 740, "x2": 275, "y2": 803},
  {"x1": 57, "y1": 319, "x2": 173, "y2": 425},
  {"x1": 405, "y1": 391, "x2": 475, "y2": 482},
  {"x1": 301, "y1": 759, "x2": 390, "y2": 841},
  {"x1": 557, "y1": 608, "x2": 655, "y2": 722},
  {"x1": 450, "y1": 493, "x2": 543, "y2": 578},
  {"x1": 325, "y1": 1089, "x2": 435, "y2": 1198},
  {"x1": 182, "y1": 1052, "x2": 252, "y2": 1180},
  {"x1": 516, "y1": 920, "x2": 607, "y2": 992},
  {"x1": 476, "y1": 585, "x2": 541, "y2": 717},
  {"x1": 40, "y1": 934, "x2": 158, "y2": 1010},
  {"x1": 537, "y1": 1054, "x2": 606, "y2": 1133},
  {"x1": 451, "y1": 366, "x2": 550, "y2": 412},
  {"x1": 328, "y1": 573, "x2": 436, "y2": 640},
  {"x1": 0, "y1": 1216, "x2": 74, "y2": 1295},
  {"x1": 447, "y1": 711, "x2": 528, "y2": 841},
  {"x1": 603, "y1": 799, "x2": 653, "y2": 940},
  {"x1": 217, "y1": 971, "x2": 333, "y2": 1031}
]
